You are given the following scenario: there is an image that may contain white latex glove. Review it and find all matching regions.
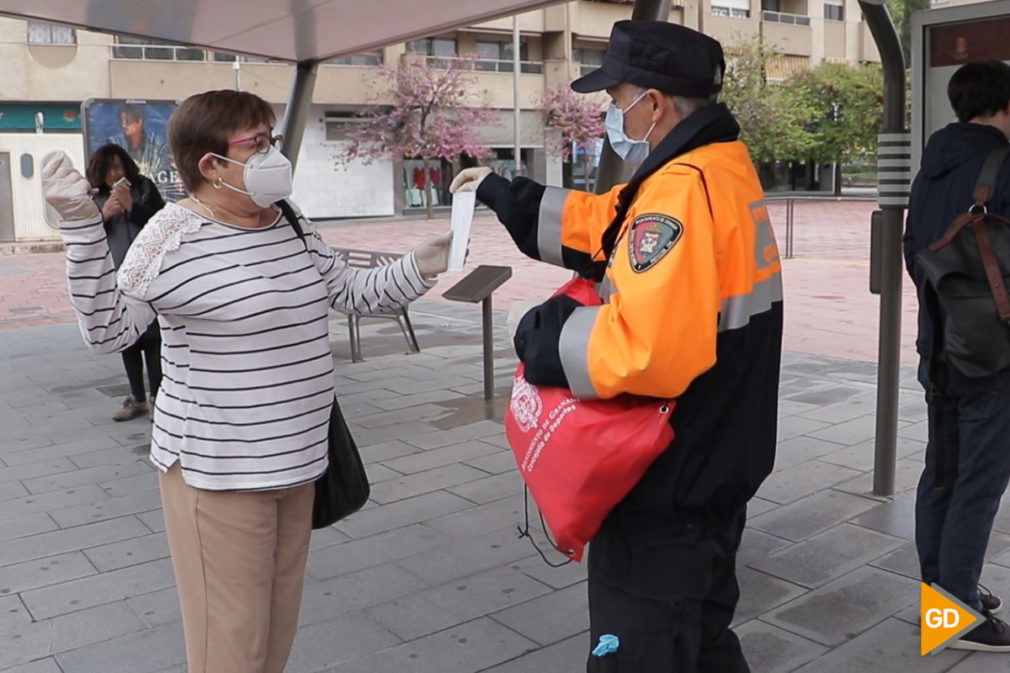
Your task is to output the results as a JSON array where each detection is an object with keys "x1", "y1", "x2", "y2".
[
  {"x1": 412, "y1": 230, "x2": 453, "y2": 278},
  {"x1": 449, "y1": 167, "x2": 492, "y2": 194},
  {"x1": 507, "y1": 300, "x2": 539, "y2": 342},
  {"x1": 42, "y1": 151, "x2": 100, "y2": 223}
]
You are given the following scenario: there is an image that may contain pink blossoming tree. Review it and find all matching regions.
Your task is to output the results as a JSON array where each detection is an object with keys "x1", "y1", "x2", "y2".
[
  {"x1": 539, "y1": 83, "x2": 606, "y2": 191},
  {"x1": 339, "y1": 54, "x2": 497, "y2": 219}
]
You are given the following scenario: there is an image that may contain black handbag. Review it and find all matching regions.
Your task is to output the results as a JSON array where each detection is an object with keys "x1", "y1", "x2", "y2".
[
  {"x1": 312, "y1": 397, "x2": 370, "y2": 529},
  {"x1": 917, "y1": 145, "x2": 1010, "y2": 378}
]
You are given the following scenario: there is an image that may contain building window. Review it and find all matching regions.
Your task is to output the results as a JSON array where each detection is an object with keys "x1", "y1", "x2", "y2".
[
  {"x1": 825, "y1": 3, "x2": 844, "y2": 20},
  {"x1": 324, "y1": 112, "x2": 367, "y2": 141},
  {"x1": 329, "y1": 50, "x2": 383, "y2": 66},
  {"x1": 113, "y1": 36, "x2": 205, "y2": 61},
  {"x1": 27, "y1": 21, "x2": 75, "y2": 44},
  {"x1": 472, "y1": 38, "x2": 541, "y2": 73},
  {"x1": 408, "y1": 37, "x2": 457, "y2": 57},
  {"x1": 712, "y1": 0, "x2": 750, "y2": 17},
  {"x1": 573, "y1": 46, "x2": 606, "y2": 76}
]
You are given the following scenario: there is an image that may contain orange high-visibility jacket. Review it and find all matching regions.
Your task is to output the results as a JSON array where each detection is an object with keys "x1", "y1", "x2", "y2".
[{"x1": 478, "y1": 129, "x2": 783, "y2": 524}]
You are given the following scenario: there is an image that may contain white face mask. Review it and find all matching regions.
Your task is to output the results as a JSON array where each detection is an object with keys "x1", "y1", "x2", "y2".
[
  {"x1": 605, "y1": 90, "x2": 656, "y2": 164},
  {"x1": 211, "y1": 145, "x2": 293, "y2": 207}
]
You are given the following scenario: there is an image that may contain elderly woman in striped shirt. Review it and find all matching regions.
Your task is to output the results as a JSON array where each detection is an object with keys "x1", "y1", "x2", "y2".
[{"x1": 42, "y1": 89, "x2": 452, "y2": 673}]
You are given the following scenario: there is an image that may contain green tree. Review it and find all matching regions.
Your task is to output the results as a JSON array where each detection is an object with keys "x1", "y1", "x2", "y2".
[
  {"x1": 720, "y1": 35, "x2": 817, "y2": 165},
  {"x1": 791, "y1": 61, "x2": 884, "y2": 194}
]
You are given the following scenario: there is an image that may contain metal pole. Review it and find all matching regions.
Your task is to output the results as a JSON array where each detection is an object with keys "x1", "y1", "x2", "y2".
[
  {"x1": 278, "y1": 60, "x2": 319, "y2": 172},
  {"x1": 513, "y1": 15, "x2": 522, "y2": 178},
  {"x1": 594, "y1": 0, "x2": 670, "y2": 194},
  {"x1": 858, "y1": 0, "x2": 907, "y2": 497},
  {"x1": 482, "y1": 297, "x2": 495, "y2": 400}
]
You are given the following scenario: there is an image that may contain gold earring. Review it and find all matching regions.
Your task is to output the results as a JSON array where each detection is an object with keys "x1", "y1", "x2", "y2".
[{"x1": 213, "y1": 176, "x2": 223, "y2": 189}]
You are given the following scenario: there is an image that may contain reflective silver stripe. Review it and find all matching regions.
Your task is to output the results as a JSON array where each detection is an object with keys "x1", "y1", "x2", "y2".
[
  {"x1": 598, "y1": 277, "x2": 614, "y2": 302},
  {"x1": 559, "y1": 305, "x2": 600, "y2": 399},
  {"x1": 718, "y1": 274, "x2": 783, "y2": 332},
  {"x1": 537, "y1": 187, "x2": 570, "y2": 266}
]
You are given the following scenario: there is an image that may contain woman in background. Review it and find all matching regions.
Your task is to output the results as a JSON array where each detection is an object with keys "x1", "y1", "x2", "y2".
[{"x1": 87, "y1": 143, "x2": 165, "y2": 420}]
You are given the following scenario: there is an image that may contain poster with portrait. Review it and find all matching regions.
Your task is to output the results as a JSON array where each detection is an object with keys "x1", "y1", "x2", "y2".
[{"x1": 81, "y1": 98, "x2": 185, "y2": 202}]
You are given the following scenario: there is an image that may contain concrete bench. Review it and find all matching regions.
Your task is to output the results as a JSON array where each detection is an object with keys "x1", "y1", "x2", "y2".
[{"x1": 331, "y1": 247, "x2": 420, "y2": 363}]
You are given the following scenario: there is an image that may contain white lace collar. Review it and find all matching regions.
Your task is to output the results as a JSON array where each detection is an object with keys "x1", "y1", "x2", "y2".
[{"x1": 117, "y1": 203, "x2": 204, "y2": 298}]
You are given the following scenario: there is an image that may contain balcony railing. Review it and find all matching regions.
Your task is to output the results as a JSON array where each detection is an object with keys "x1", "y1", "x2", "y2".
[
  {"x1": 420, "y1": 55, "x2": 543, "y2": 74},
  {"x1": 762, "y1": 10, "x2": 811, "y2": 26}
]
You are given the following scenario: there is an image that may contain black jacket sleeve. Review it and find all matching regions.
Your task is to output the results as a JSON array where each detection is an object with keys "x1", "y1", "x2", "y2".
[
  {"x1": 476, "y1": 173, "x2": 547, "y2": 261},
  {"x1": 513, "y1": 294, "x2": 581, "y2": 388}
]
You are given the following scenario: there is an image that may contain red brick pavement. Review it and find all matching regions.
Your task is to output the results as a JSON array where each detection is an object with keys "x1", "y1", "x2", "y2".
[{"x1": 0, "y1": 201, "x2": 921, "y2": 366}]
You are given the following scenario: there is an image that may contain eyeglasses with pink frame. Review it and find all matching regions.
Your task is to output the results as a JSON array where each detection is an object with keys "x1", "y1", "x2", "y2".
[{"x1": 228, "y1": 132, "x2": 283, "y2": 154}]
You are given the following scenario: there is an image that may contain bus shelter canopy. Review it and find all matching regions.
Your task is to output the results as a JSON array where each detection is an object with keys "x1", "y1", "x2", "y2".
[{"x1": 0, "y1": 0, "x2": 566, "y2": 63}]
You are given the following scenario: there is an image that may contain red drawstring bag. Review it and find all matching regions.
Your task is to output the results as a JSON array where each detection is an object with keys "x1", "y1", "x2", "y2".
[{"x1": 504, "y1": 277, "x2": 675, "y2": 562}]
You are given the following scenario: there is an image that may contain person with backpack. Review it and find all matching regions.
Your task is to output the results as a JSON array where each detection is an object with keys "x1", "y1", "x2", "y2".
[{"x1": 904, "y1": 60, "x2": 1010, "y2": 651}]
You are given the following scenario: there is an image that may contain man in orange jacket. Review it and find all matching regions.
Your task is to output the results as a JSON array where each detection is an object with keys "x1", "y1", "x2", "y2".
[{"x1": 452, "y1": 20, "x2": 782, "y2": 673}]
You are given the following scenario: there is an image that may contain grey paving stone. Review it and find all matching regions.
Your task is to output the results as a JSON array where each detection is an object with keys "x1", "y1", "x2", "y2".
[
  {"x1": 324, "y1": 616, "x2": 537, "y2": 673},
  {"x1": 0, "y1": 594, "x2": 31, "y2": 631},
  {"x1": 789, "y1": 617, "x2": 967, "y2": 673},
  {"x1": 306, "y1": 523, "x2": 453, "y2": 581},
  {"x1": 772, "y1": 435, "x2": 847, "y2": 469},
  {"x1": 350, "y1": 403, "x2": 451, "y2": 429},
  {"x1": 796, "y1": 394, "x2": 877, "y2": 424},
  {"x1": 298, "y1": 563, "x2": 426, "y2": 627},
  {"x1": 368, "y1": 592, "x2": 470, "y2": 641},
  {"x1": 805, "y1": 414, "x2": 880, "y2": 446},
  {"x1": 733, "y1": 566, "x2": 808, "y2": 626},
  {"x1": 750, "y1": 524, "x2": 904, "y2": 589},
  {"x1": 4, "y1": 438, "x2": 116, "y2": 466},
  {"x1": 869, "y1": 542, "x2": 920, "y2": 580},
  {"x1": 896, "y1": 418, "x2": 928, "y2": 442},
  {"x1": 356, "y1": 438, "x2": 420, "y2": 462},
  {"x1": 480, "y1": 633, "x2": 588, "y2": 673},
  {"x1": 48, "y1": 600, "x2": 148, "y2": 653},
  {"x1": 463, "y1": 449, "x2": 518, "y2": 475},
  {"x1": 757, "y1": 460, "x2": 863, "y2": 505},
  {"x1": 68, "y1": 446, "x2": 146, "y2": 469},
  {"x1": 380, "y1": 439, "x2": 501, "y2": 475},
  {"x1": 98, "y1": 472, "x2": 159, "y2": 498},
  {"x1": 818, "y1": 435, "x2": 924, "y2": 472},
  {"x1": 0, "y1": 516, "x2": 150, "y2": 566},
  {"x1": 0, "y1": 479, "x2": 30, "y2": 500},
  {"x1": 745, "y1": 496, "x2": 779, "y2": 518},
  {"x1": 749, "y1": 489, "x2": 879, "y2": 542},
  {"x1": 737, "y1": 527, "x2": 792, "y2": 568},
  {"x1": 136, "y1": 509, "x2": 166, "y2": 533},
  {"x1": 414, "y1": 566, "x2": 551, "y2": 623},
  {"x1": 360, "y1": 463, "x2": 400, "y2": 483},
  {"x1": 850, "y1": 493, "x2": 917, "y2": 540},
  {"x1": 424, "y1": 494, "x2": 524, "y2": 539},
  {"x1": 509, "y1": 556, "x2": 588, "y2": 591},
  {"x1": 349, "y1": 420, "x2": 437, "y2": 448},
  {"x1": 0, "y1": 457, "x2": 77, "y2": 485},
  {"x1": 396, "y1": 528, "x2": 535, "y2": 585},
  {"x1": 285, "y1": 612, "x2": 401, "y2": 673},
  {"x1": 55, "y1": 621, "x2": 185, "y2": 673},
  {"x1": 126, "y1": 587, "x2": 181, "y2": 628},
  {"x1": 404, "y1": 420, "x2": 504, "y2": 450},
  {"x1": 4, "y1": 658, "x2": 64, "y2": 673},
  {"x1": 21, "y1": 558, "x2": 175, "y2": 620},
  {"x1": 333, "y1": 490, "x2": 473, "y2": 539},
  {"x1": 491, "y1": 582, "x2": 588, "y2": 646},
  {"x1": 82, "y1": 532, "x2": 169, "y2": 572},
  {"x1": 775, "y1": 415, "x2": 831, "y2": 442},
  {"x1": 369, "y1": 462, "x2": 491, "y2": 505},
  {"x1": 836, "y1": 457, "x2": 923, "y2": 497},
  {"x1": 765, "y1": 567, "x2": 917, "y2": 647},
  {"x1": 447, "y1": 470, "x2": 524, "y2": 505},
  {"x1": 736, "y1": 619, "x2": 828, "y2": 673},
  {"x1": 0, "y1": 551, "x2": 97, "y2": 595}
]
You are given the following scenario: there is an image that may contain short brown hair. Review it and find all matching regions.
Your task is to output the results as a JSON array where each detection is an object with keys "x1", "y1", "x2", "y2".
[{"x1": 168, "y1": 90, "x2": 276, "y2": 192}]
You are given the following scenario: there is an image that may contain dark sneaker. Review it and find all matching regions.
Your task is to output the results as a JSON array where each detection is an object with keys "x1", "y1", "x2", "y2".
[
  {"x1": 113, "y1": 396, "x2": 149, "y2": 422},
  {"x1": 980, "y1": 584, "x2": 1003, "y2": 616},
  {"x1": 949, "y1": 614, "x2": 1010, "y2": 652}
]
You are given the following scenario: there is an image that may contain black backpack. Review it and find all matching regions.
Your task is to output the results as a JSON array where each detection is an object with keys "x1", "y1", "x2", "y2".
[{"x1": 916, "y1": 145, "x2": 1010, "y2": 378}]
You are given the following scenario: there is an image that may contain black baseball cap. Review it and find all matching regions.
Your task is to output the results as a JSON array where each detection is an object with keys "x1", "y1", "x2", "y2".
[{"x1": 571, "y1": 21, "x2": 725, "y2": 97}]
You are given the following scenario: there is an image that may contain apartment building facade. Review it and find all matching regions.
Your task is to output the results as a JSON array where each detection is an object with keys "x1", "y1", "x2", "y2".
[{"x1": 0, "y1": 0, "x2": 879, "y2": 241}]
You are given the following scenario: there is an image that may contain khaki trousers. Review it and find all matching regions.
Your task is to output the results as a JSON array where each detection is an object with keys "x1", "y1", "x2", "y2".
[{"x1": 159, "y1": 463, "x2": 314, "y2": 673}]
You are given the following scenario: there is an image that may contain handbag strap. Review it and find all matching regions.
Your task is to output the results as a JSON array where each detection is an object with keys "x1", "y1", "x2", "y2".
[{"x1": 276, "y1": 199, "x2": 305, "y2": 243}]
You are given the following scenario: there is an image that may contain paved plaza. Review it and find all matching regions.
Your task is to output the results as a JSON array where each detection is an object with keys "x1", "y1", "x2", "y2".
[{"x1": 1, "y1": 201, "x2": 1007, "y2": 672}]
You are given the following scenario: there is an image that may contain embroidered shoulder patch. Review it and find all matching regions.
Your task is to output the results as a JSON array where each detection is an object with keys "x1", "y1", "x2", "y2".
[{"x1": 628, "y1": 214, "x2": 682, "y2": 272}]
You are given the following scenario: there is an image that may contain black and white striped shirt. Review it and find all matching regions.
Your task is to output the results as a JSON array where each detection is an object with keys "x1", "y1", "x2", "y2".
[{"x1": 63, "y1": 202, "x2": 434, "y2": 490}]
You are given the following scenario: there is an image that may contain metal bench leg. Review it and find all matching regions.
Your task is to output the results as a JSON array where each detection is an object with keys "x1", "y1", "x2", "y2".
[
  {"x1": 348, "y1": 314, "x2": 363, "y2": 362},
  {"x1": 398, "y1": 309, "x2": 420, "y2": 353}
]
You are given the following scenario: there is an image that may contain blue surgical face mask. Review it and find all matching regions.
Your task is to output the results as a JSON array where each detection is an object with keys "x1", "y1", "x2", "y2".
[{"x1": 605, "y1": 90, "x2": 656, "y2": 164}]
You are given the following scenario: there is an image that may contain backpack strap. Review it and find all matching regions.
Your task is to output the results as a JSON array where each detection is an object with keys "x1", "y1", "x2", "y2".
[{"x1": 973, "y1": 145, "x2": 1010, "y2": 208}]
